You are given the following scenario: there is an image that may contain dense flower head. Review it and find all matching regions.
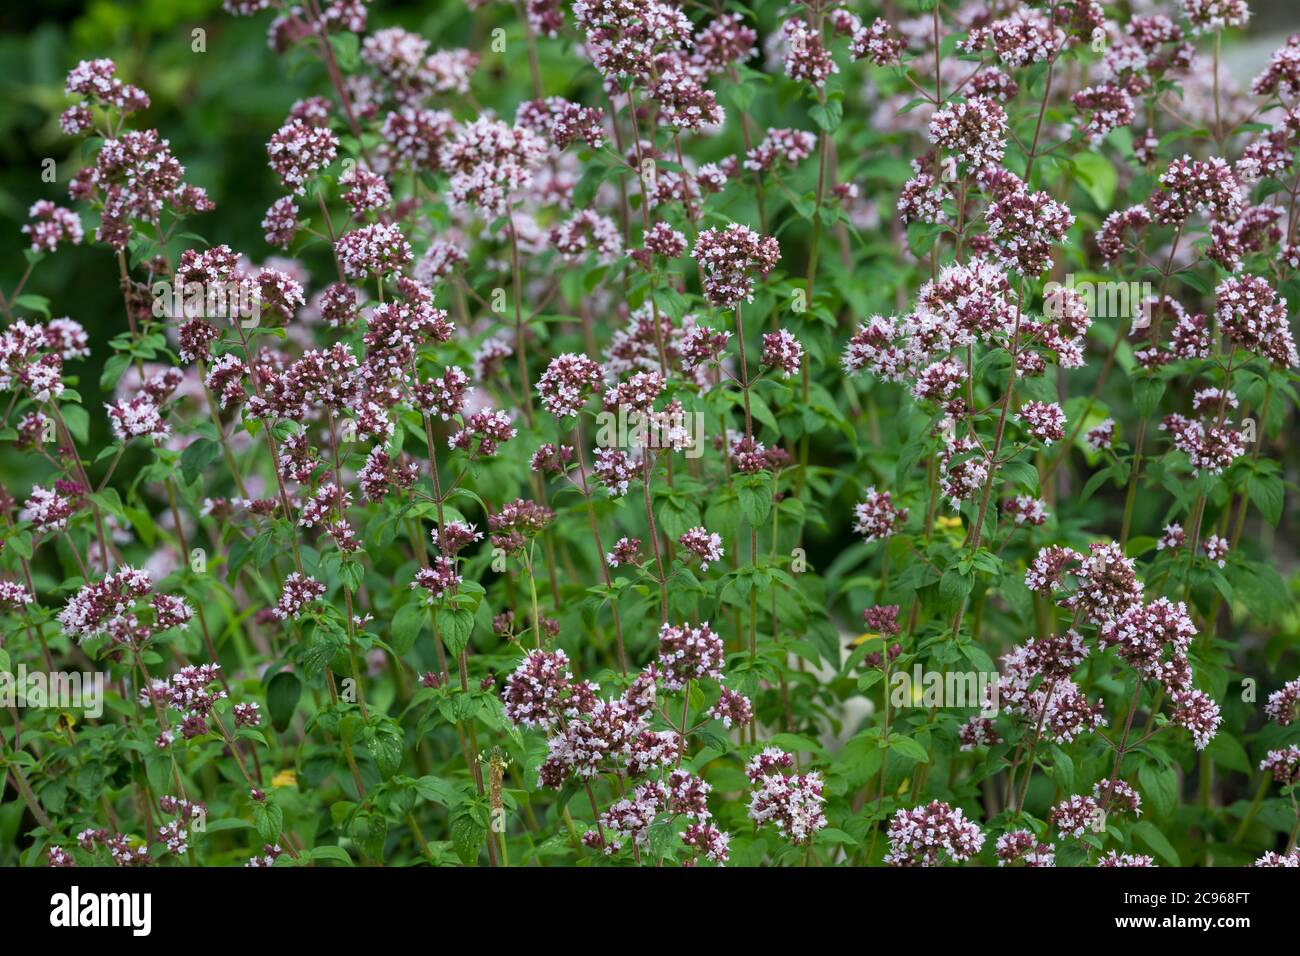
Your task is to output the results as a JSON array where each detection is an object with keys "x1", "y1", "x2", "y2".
[
  {"x1": 692, "y1": 224, "x2": 780, "y2": 308},
  {"x1": 885, "y1": 801, "x2": 985, "y2": 866},
  {"x1": 995, "y1": 830, "x2": 1055, "y2": 867},
  {"x1": 439, "y1": 117, "x2": 546, "y2": 218},
  {"x1": 1182, "y1": 0, "x2": 1250, "y2": 34},
  {"x1": 502, "y1": 649, "x2": 574, "y2": 729},
  {"x1": 488, "y1": 498, "x2": 554, "y2": 551},
  {"x1": 1214, "y1": 274, "x2": 1298, "y2": 368},
  {"x1": 79, "y1": 128, "x2": 213, "y2": 248},
  {"x1": 517, "y1": 97, "x2": 605, "y2": 151},
  {"x1": 928, "y1": 96, "x2": 1007, "y2": 168},
  {"x1": 549, "y1": 210, "x2": 623, "y2": 264},
  {"x1": 1168, "y1": 418, "x2": 1248, "y2": 476},
  {"x1": 959, "y1": 716, "x2": 1002, "y2": 751},
  {"x1": 1063, "y1": 542, "x2": 1143, "y2": 623},
  {"x1": 852, "y1": 487, "x2": 907, "y2": 542},
  {"x1": 985, "y1": 186, "x2": 1074, "y2": 276},
  {"x1": 267, "y1": 119, "x2": 338, "y2": 194},
  {"x1": 656, "y1": 621, "x2": 724, "y2": 689},
  {"x1": 380, "y1": 106, "x2": 456, "y2": 170},
  {"x1": 1150, "y1": 155, "x2": 1243, "y2": 225},
  {"x1": 537, "y1": 353, "x2": 604, "y2": 418},
  {"x1": 1170, "y1": 688, "x2": 1222, "y2": 750},
  {"x1": 1073, "y1": 84, "x2": 1136, "y2": 145},
  {"x1": 692, "y1": 12, "x2": 757, "y2": 75},
  {"x1": 1050, "y1": 794, "x2": 1101, "y2": 838},
  {"x1": 862, "y1": 604, "x2": 901, "y2": 637},
  {"x1": 1097, "y1": 851, "x2": 1156, "y2": 867},
  {"x1": 1259, "y1": 745, "x2": 1300, "y2": 785},
  {"x1": 1094, "y1": 779, "x2": 1142, "y2": 816},
  {"x1": 972, "y1": 8, "x2": 1066, "y2": 68},
  {"x1": 58, "y1": 567, "x2": 173, "y2": 644},
  {"x1": 1096, "y1": 205, "x2": 1152, "y2": 263},
  {"x1": 745, "y1": 128, "x2": 816, "y2": 173},
  {"x1": 747, "y1": 747, "x2": 827, "y2": 845},
  {"x1": 273, "y1": 573, "x2": 326, "y2": 620},
  {"x1": 23, "y1": 201, "x2": 84, "y2": 254},
  {"x1": 1251, "y1": 33, "x2": 1300, "y2": 99},
  {"x1": 1264, "y1": 677, "x2": 1300, "y2": 726},
  {"x1": 605, "y1": 535, "x2": 641, "y2": 568},
  {"x1": 1018, "y1": 401, "x2": 1067, "y2": 445},
  {"x1": 449, "y1": 408, "x2": 517, "y2": 456},
  {"x1": 65, "y1": 58, "x2": 150, "y2": 112},
  {"x1": 852, "y1": 18, "x2": 905, "y2": 66},
  {"x1": 781, "y1": 19, "x2": 837, "y2": 88},
  {"x1": 681, "y1": 822, "x2": 731, "y2": 865},
  {"x1": 760, "y1": 330, "x2": 803, "y2": 378},
  {"x1": 649, "y1": 63, "x2": 724, "y2": 131},
  {"x1": 335, "y1": 222, "x2": 413, "y2": 279},
  {"x1": 20, "y1": 484, "x2": 77, "y2": 534},
  {"x1": 592, "y1": 446, "x2": 635, "y2": 496},
  {"x1": 708, "y1": 687, "x2": 753, "y2": 728},
  {"x1": 1099, "y1": 598, "x2": 1196, "y2": 690}
]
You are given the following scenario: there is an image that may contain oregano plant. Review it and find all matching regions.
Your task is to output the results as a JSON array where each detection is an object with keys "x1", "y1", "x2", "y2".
[{"x1": 0, "y1": 0, "x2": 1298, "y2": 871}]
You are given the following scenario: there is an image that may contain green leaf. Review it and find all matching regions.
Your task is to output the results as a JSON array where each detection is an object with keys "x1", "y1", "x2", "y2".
[
  {"x1": 1079, "y1": 462, "x2": 1118, "y2": 503},
  {"x1": 145, "y1": 752, "x2": 172, "y2": 795},
  {"x1": 435, "y1": 607, "x2": 474, "y2": 658},
  {"x1": 1071, "y1": 152, "x2": 1117, "y2": 211},
  {"x1": 391, "y1": 600, "x2": 426, "y2": 655},
  {"x1": 14, "y1": 293, "x2": 50, "y2": 318},
  {"x1": 1133, "y1": 820, "x2": 1180, "y2": 866},
  {"x1": 998, "y1": 459, "x2": 1039, "y2": 494},
  {"x1": 737, "y1": 480, "x2": 772, "y2": 528},
  {"x1": 60, "y1": 405, "x2": 89, "y2": 445},
  {"x1": 906, "y1": 221, "x2": 943, "y2": 258},
  {"x1": 1234, "y1": 562, "x2": 1287, "y2": 624},
  {"x1": 253, "y1": 801, "x2": 284, "y2": 844},
  {"x1": 265, "y1": 671, "x2": 302, "y2": 733},
  {"x1": 1138, "y1": 762, "x2": 1177, "y2": 820},
  {"x1": 1132, "y1": 377, "x2": 1165, "y2": 417},
  {"x1": 328, "y1": 31, "x2": 360, "y2": 71},
  {"x1": 1049, "y1": 745, "x2": 1074, "y2": 792},
  {"x1": 100, "y1": 352, "x2": 132, "y2": 391},
  {"x1": 309, "y1": 845, "x2": 354, "y2": 866},
  {"x1": 451, "y1": 809, "x2": 485, "y2": 866},
  {"x1": 180, "y1": 438, "x2": 221, "y2": 486},
  {"x1": 888, "y1": 735, "x2": 930, "y2": 763},
  {"x1": 413, "y1": 775, "x2": 460, "y2": 807},
  {"x1": 938, "y1": 567, "x2": 973, "y2": 615},
  {"x1": 300, "y1": 622, "x2": 346, "y2": 677},
  {"x1": 365, "y1": 719, "x2": 404, "y2": 778},
  {"x1": 8, "y1": 530, "x2": 33, "y2": 561},
  {"x1": 1205, "y1": 732, "x2": 1251, "y2": 776},
  {"x1": 655, "y1": 494, "x2": 699, "y2": 540},
  {"x1": 1246, "y1": 471, "x2": 1283, "y2": 527},
  {"x1": 809, "y1": 100, "x2": 842, "y2": 133}
]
